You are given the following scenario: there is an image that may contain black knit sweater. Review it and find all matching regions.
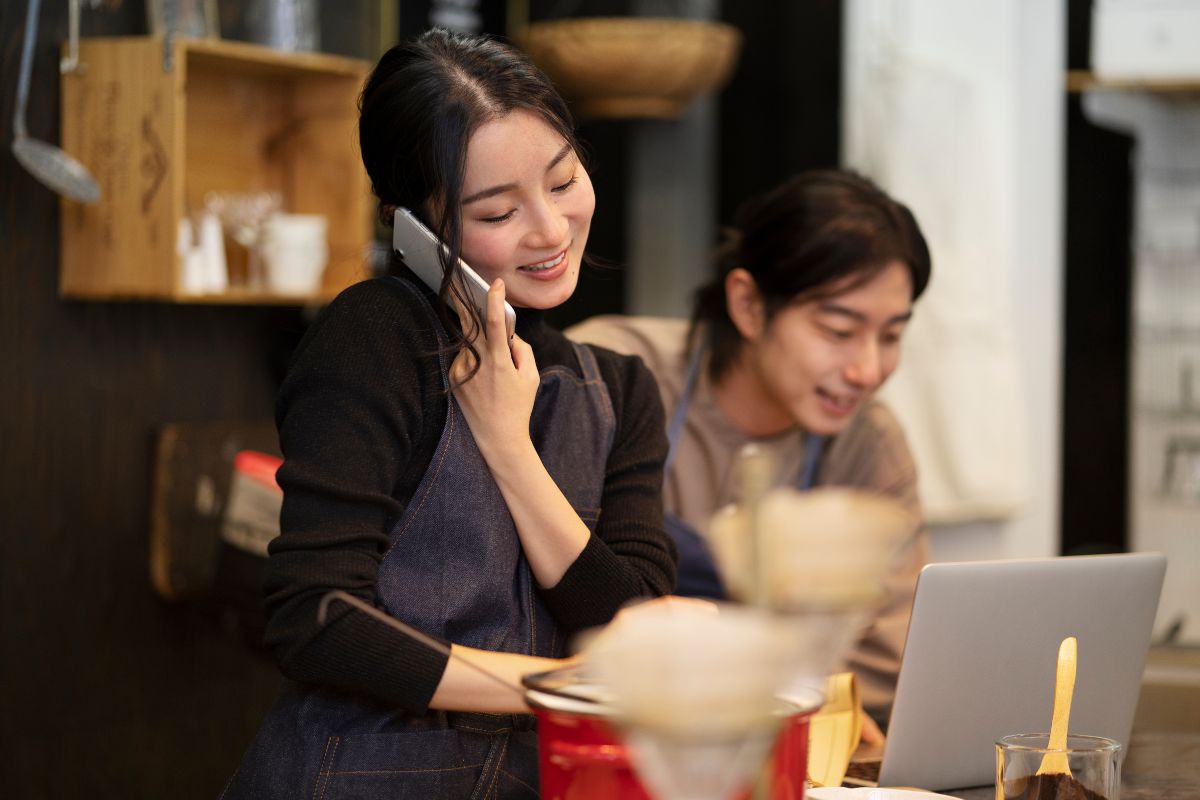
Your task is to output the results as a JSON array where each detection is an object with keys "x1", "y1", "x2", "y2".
[{"x1": 263, "y1": 274, "x2": 675, "y2": 713}]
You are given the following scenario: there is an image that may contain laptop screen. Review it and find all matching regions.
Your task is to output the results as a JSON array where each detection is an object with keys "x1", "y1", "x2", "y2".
[{"x1": 877, "y1": 553, "x2": 1165, "y2": 790}]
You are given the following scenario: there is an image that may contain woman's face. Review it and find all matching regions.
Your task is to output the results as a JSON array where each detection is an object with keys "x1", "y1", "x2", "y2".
[
  {"x1": 455, "y1": 110, "x2": 595, "y2": 309},
  {"x1": 745, "y1": 261, "x2": 914, "y2": 436}
]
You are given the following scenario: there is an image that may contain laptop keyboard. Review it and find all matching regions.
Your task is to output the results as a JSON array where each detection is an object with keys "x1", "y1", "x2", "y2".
[{"x1": 843, "y1": 758, "x2": 882, "y2": 786}]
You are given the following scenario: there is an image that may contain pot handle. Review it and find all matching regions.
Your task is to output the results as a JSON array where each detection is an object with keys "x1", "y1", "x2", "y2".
[{"x1": 546, "y1": 740, "x2": 631, "y2": 769}]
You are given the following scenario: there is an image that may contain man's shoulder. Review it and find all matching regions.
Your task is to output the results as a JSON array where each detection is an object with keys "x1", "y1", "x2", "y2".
[
  {"x1": 825, "y1": 400, "x2": 918, "y2": 500},
  {"x1": 833, "y1": 400, "x2": 912, "y2": 462},
  {"x1": 565, "y1": 315, "x2": 689, "y2": 376},
  {"x1": 849, "y1": 400, "x2": 906, "y2": 439}
]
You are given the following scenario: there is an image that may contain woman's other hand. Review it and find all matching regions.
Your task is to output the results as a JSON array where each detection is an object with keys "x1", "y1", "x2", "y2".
[{"x1": 859, "y1": 710, "x2": 886, "y2": 747}]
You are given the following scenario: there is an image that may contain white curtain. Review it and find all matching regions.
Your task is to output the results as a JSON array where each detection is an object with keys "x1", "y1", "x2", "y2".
[{"x1": 842, "y1": 0, "x2": 1031, "y2": 524}]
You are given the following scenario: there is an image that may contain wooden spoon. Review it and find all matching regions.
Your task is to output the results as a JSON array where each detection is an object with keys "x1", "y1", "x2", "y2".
[{"x1": 1036, "y1": 636, "x2": 1078, "y2": 776}]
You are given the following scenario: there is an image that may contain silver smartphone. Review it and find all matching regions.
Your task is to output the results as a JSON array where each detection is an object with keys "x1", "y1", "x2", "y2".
[{"x1": 393, "y1": 207, "x2": 516, "y2": 342}]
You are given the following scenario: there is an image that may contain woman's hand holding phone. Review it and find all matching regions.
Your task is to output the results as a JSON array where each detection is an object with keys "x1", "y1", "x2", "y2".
[
  {"x1": 450, "y1": 279, "x2": 540, "y2": 460},
  {"x1": 451, "y1": 279, "x2": 591, "y2": 588}
]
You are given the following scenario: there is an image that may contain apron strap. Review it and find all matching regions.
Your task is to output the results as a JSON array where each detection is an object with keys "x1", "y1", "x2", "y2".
[
  {"x1": 389, "y1": 274, "x2": 452, "y2": 390},
  {"x1": 796, "y1": 434, "x2": 826, "y2": 491},
  {"x1": 571, "y1": 340, "x2": 603, "y2": 383},
  {"x1": 666, "y1": 335, "x2": 827, "y2": 491},
  {"x1": 665, "y1": 340, "x2": 706, "y2": 471}
]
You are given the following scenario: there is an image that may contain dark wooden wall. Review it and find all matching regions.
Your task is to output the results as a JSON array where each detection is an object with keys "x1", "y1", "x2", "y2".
[{"x1": 1, "y1": 3, "x2": 292, "y2": 796}]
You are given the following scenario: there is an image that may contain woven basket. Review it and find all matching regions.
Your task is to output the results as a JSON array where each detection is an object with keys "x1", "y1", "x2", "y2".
[{"x1": 516, "y1": 17, "x2": 743, "y2": 120}]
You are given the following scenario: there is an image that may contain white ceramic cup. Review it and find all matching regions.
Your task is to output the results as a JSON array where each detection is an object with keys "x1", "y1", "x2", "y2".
[{"x1": 260, "y1": 213, "x2": 329, "y2": 294}]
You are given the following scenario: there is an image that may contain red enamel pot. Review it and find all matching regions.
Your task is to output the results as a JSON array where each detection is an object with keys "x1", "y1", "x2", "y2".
[{"x1": 525, "y1": 670, "x2": 823, "y2": 800}]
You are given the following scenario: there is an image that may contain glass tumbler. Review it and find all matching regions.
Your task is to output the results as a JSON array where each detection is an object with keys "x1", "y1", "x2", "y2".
[{"x1": 996, "y1": 733, "x2": 1122, "y2": 800}]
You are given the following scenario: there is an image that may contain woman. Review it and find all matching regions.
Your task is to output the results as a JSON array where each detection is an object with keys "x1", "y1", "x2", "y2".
[
  {"x1": 222, "y1": 29, "x2": 675, "y2": 799},
  {"x1": 568, "y1": 169, "x2": 932, "y2": 720}
]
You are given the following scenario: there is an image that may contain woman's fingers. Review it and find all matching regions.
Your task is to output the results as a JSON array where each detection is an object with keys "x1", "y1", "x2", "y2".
[
  {"x1": 449, "y1": 280, "x2": 523, "y2": 385},
  {"x1": 509, "y1": 334, "x2": 536, "y2": 376},
  {"x1": 485, "y1": 279, "x2": 512, "y2": 361}
]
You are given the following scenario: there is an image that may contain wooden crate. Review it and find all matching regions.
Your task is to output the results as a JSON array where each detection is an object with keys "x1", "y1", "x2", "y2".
[{"x1": 60, "y1": 37, "x2": 373, "y2": 303}]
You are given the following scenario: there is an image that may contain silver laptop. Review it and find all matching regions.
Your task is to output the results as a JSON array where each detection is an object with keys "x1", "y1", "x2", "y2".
[{"x1": 872, "y1": 552, "x2": 1166, "y2": 791}]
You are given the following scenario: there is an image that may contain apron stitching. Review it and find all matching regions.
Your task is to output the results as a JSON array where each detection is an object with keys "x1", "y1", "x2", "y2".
[
  {"x1": 454, "y1": 724, "x2": 513, "y2": 734},
  {"x1": 216, "y1": 771, "x2": 236, "y2": 800},
  {"x1": 470, "y1": 733, "x2": 506, "y2": 800},
  {"x1": 478, "y1": 738, "x2": 502, "y2": 780},
  {"x1": 310, "y1": 736, "x2": 333, "y2": 800},
  {"x1": 534, "y1": 373, "x2": 603, "y2": 390},
  {"x1": 497, "y1": 766, "x2": 539, "y2": 795},
  {"x1": 313, "y1": 735, "x2": 339, "y2": 800},
  {"x1": 482, "y1": 734, "x2": 510, "y2": 800},
  {"x1": 541, "y1": 349, "x2": 604, "y2": 385},
  {"x1": 537, "y1": 366, "x2": 581, "y2": 380},
  {"x1": 324, "y1": 765, "x2": 483, "y2": 776},
  {"x1": 574, "y1": 344, "x2": 616, "y2": 433}
]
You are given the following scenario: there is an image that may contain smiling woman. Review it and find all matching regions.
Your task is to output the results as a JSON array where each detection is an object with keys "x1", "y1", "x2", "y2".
[
  {"x1": 219, "y1": 28, "x2": 675, "y2": 800},
  {"x1": 457, "y1": 112, "x2": 595, "y2": 310}
]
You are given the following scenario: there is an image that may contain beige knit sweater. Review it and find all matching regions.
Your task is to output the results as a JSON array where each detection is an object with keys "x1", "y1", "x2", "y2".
[{"x1": 567, "y1": 315, "x2": 929, "y2": 711}]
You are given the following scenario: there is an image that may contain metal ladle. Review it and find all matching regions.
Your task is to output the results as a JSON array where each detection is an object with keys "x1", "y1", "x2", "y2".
[{"x1": 11, "y1": 0, "x2": 101, "y2": 204}]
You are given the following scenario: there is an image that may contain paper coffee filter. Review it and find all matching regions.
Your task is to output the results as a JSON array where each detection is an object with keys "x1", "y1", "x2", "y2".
[
  {"x1": 777, "y1": 605, "x2": 874, "y2": 698},
  {"x1": 707, "y1": 487, "x2": 914, "y2": 607},
  {"x1": 585, "y1": 603, "x2": 799, "y2": 737},
  {"x1": 707, "y1": 504, "x2": 755, "y2": 601},
  {"x1": 761, "y1": 487, "x2": 914, "y2": 608},
  {"x1": 759, "y1": 485, "x2": 915, "y2": 548}
]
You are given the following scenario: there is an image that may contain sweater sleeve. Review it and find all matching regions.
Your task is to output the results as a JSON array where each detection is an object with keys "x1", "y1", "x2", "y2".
[
  {"x1": 823, "y1": 402, "x2": 929, "y2": 711},
  {"x1": 539, "y1": 346, "x2": 678, "y2": 633},
  {"x1": 262, "y1": 279, "x2": 451, "y2": 713}
]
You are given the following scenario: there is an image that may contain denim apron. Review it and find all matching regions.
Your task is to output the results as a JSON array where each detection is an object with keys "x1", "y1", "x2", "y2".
[
  {"x1": 665, "y1": 343, "x2": 824, "y2": 599},
  {"x1": 221, "y1": 277, "x2": 615, "y2": 800}
]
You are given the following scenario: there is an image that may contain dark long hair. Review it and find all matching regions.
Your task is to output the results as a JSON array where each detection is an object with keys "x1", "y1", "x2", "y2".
[
  {"x1": 358, "y1": 28, "x2": 584, "y2": 365},
  {"x1": 691, "y1": 169, "x2": 932, "y2": 382}
]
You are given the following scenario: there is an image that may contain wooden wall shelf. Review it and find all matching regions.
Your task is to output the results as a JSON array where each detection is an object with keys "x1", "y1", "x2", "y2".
[
  {"x1": 59, "y1": 37, "x2": 373, "y2": 304},
  {"x1": 1067, "y1": 69, "x2": 1200, "y2": 94}
]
